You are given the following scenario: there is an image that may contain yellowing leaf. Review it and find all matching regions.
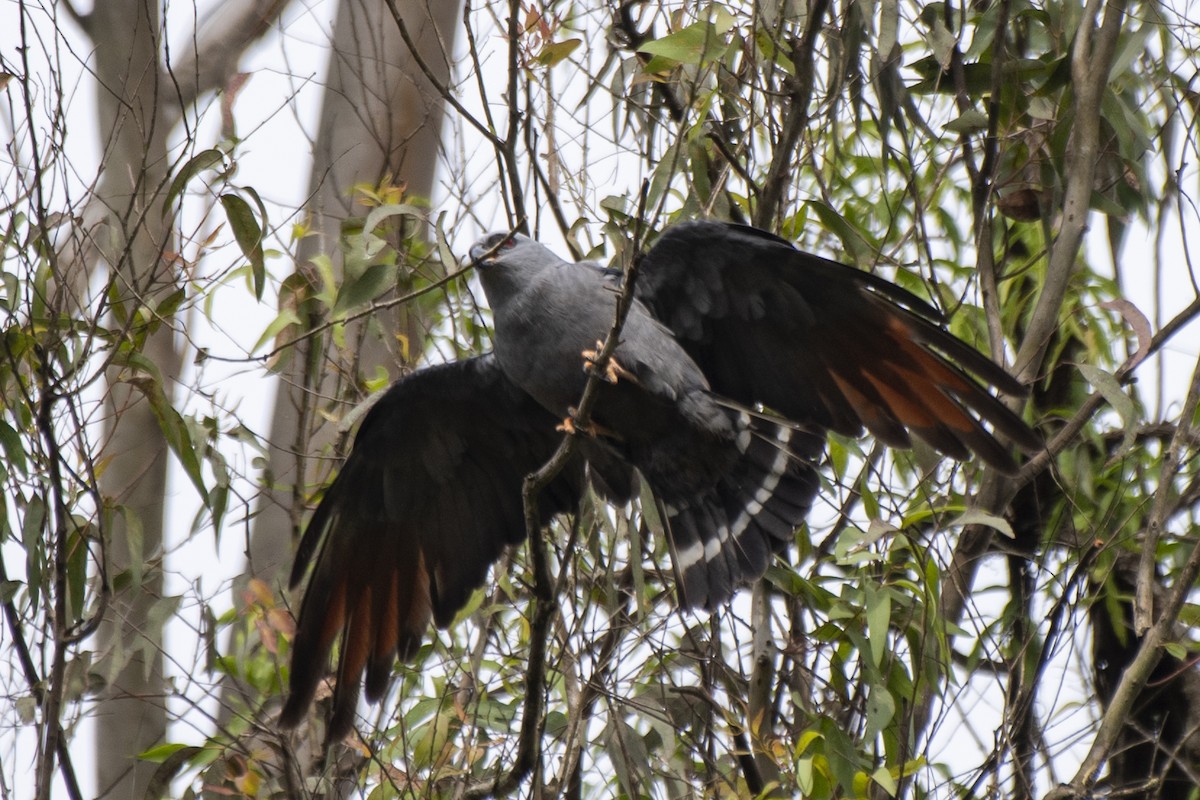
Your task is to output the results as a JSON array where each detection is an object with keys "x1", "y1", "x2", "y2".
[{"x1": 538, "y1": 38, "x2": 581, "y2": 67}]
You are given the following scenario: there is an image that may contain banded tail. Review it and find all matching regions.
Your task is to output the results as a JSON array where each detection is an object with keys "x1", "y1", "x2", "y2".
[{"x1": 661, "y1": 411, "x2": 823, "y2": 609}]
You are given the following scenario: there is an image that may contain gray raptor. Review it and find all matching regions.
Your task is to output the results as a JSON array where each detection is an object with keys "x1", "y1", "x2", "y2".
[{"x1": 279, "y1": 220, "x2": 1040, "y2": 740}]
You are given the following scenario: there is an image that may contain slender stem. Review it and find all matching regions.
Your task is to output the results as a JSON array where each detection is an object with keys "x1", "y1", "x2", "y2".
[{"x1": 1047, "y1": 471, "x2": 1200, "y2": 797}]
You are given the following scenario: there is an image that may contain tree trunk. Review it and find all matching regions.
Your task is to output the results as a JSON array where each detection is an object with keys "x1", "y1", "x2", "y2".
[
  {"x1": 83, "y1": 0, "x2": 289, "y2": 793},
  {"x1": 89, "y1": 0, "x2": 174, "y2": 795},
  {"x1": 232, "y1": 0, "x2": 460, "y2": 728}
]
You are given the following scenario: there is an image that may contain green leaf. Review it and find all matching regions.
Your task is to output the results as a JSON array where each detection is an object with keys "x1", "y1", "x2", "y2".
[
  {"x1": 927, "y1": 16, "x2": 957, "y2": 69},
  {"x1": 620, "y1": 507, "x2": 647, "y2": 614},
  {"x1": 15, "y1": 695, "x2": 36, "y2": 724},
  {"x1": 153, "y1": 287, "x2": 187, "y2": 324},
  {"x1": 138, "y1": 742, "x2": 196, "y2": 763},
  {"x1": 950, "y1": 508, "x2": 1015, "y2": 539},
  {"x1": 412, "y1": 709, "x2": 457, "y2": 768},
  {"x1": 1109, "y1": 20, "x2": 1154, "y2": 79},
  {"x1": 433, "y1": 212, "x2": 457, "y2": 275},
  {"x1": 140, "y1": 745, "x2": 203, "y2": 800},
  {"x1": 21, "y1": 494, "x2": 45, "y2": 608},
  {"x1": 796, "y1": 755, "x2": 815, "y2": 794},
  {"x1": 945, "y1": 108, "x2": 989, "y2": 134},
  {"x1": 163, "y1": 149, "x2": 224, "y2": 217},
  {"x1": 865, "y1": 685, "x2": 896, "y2": 739},
  {"x1": 332, "y1": 262, "x2": 397, "y2": 317},
  {"x1": 66, "y1": 525, "x2": 87, "y2": 623},
  {"x1": 879, "y1": 0, "x2": 899, "y2": 60},
  {"x1": 1175, "y1": 602, "x2": 1200, "y2": 629},
  {"x1": 207, "y1": 483, "x2": 228, "y2": 541},
  {"x1": 1078, "y1": 364, "x2": 1137, "y2": 454},
  {"x1": 362, "y1": 202, "x2": 426, "y2": 239},
  {"x1": 819, "y1": 716, "x2": 862, "y2": 791},
  {"x1": 1, "y1": 270, "x2": 19, "y2": 311},
  {"x1": 251, "y1": 308, "x2": 301, "y2": 355},
  {"x1": 865, "y1": 587, "x2": 891, "y2": 667},
  {"x1": 807, "y1": 200, "x2": 877, "y2": 264},
  {"x1": 1164, "y1": 641, "x2": 1189, "y2": 661},
  {"x1": 606, "y1": 717, "x2": 650, "y2": 797},
  {"x1": 0, "y1": 580, "x2": 19, "y2": 604},
  {"x1": 115, "y1": 354, "x2": 209, "y2": 503},
  {"x1": 219, "y1": 193, "x2": 265, "y2": 300},
  {"x1": 118, "y1": 505, "x2": 145, "y2": 587},
  {"x1": 0, "y1": 420, "x2": 26, "y2": 476},
  {"x1": 240, "y1": 184, "x2": 270, "y2": 246},
  {"x1": 859, "y1": 474, "x2": 880, "y2": 520},
  {"x1": 638, "y1": 11, "x2": 734, "y2": 69},
  {"x1": 871, "y1": 765, "x2": 899, "y2": 797}
]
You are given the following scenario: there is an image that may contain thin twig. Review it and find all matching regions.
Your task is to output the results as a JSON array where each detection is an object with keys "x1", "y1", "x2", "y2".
[
  {"x1": 969, "y1": 0, "x2": 1012, "y2": 363},
  {"x1": 381, "y1": 0, "x2": 502, "y2": 149},
  {"x1": 1134, "y1": 340, "x2": 1200, "y2": 634},
  {"x1": 14, "y1": 10, "x2": 85, "y2": 797},
  {"x1": 906, "y1": 0, "x2": 1130, "y2": 762},
  {"x1": 203, "y1": 259, "x2": 473, "y2": 365},
  {"x1": 1014, "y1": 0, "x2": 1128, "y2": 379},
  {"x1": 0, "y1": 552, "x2": 83, "y2": 800},
  {"x1": 753, "y1": 0, "x2": 829, "y2": 228},
  {"x1": 461, "y1": 183, "x2": 652, "y2": 797},
  {"x1": 964, "y1": 542, "x2": 1101, "y2": 797},
  {"x1": 1045, "y1": 398, "x2": 1200, "y2": 797}
]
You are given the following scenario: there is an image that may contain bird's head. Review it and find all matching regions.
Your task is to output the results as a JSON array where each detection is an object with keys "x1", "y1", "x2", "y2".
[
  {"x1": 469, "y1": 232, "x2": 519, "y2": 266},
  {"x1": 469, "y1": 233, "x2": 567, "y2": 309},
  {"x1": 469, "y1": 232, "x2": 565, "y2": 271}
]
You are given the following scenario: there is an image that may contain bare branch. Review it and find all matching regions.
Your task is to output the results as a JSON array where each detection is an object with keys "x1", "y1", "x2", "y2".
[
  {"x1": 1014, "y1": 0, "x2": 1128, "y2": 379},
  {"x1": 753, "y1": 0, "x2": 830, "y2": 227},
  {"x1": 927, "y1": 0, "x2": 1129, "y2": 737},
  {"x1": 167, "y1": 0, "x2": 290, "y2": 115},
  {"x1": 1135, "y1": 336, "x2": 1200, "y2": 634},
  {"x1": 382, "y1": 0, "x2": 504, "y2": 149},
  {"x1": 1045, "y1": 358, "x2": 1200, "y2": 797},
  {"x1": 461, "y1": 184, "x2": 651, "y2": 797},
  {"x1": 0, "y1": 552, "x2": 83, "y2": 800}
]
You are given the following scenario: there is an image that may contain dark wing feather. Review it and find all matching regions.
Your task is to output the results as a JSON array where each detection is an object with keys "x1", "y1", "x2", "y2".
[
  {"x1": 279, "y1": 354, "x2": 587, "y2": 741},
  {"x1": 636, "y1": 220, "x2": 1040, "y2": 472}
]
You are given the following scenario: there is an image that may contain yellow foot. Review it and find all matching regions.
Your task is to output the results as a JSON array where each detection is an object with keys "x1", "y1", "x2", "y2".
[
  {"x1": 556, "y1": 411, "x2": 580, "y2": 434},
  {"x1": 582, "y1": 340, "x2": 635, "y2": 384},
  {"x1": 556, "y1": 408, "x2": 621, "y2": 440}
]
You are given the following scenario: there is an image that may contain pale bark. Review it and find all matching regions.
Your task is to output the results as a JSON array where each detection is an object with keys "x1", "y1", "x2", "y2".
[
  {"x1": 248, "y1": 0, "x2": 458, "y2": 591},
  {"x1": 83, "y1": 0, "x2": 288, "y2": 795},
  {"x1": 89, "y1": 0, "x2": 174, "y2": 794},
  {"x1": 168, "y1": 0, "x2": 292, "y2": 118},
  {"x1": 232, "y1": 0, "x2": 459, "y2": 724}
]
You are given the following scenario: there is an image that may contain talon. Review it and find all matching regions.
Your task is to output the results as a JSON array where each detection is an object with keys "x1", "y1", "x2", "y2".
[
  {"x1": 556, "y1": 411, "x2": 579, "y2": 434},
  {"x1": 556, "y1": 408, "x2": 622, "y2": 441},
  {"x1": 609, "y1": 358, "x2": 636, "y2": 384},
  {"x1": 582, "y1": 339, "x2": 632, "y2": 384}
]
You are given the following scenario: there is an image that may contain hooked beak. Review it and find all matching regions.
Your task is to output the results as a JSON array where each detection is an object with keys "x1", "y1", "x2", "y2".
[
  {"x1": 469, "y1": 233, "x2": 514, "y2": 267},
  {"x1": 468, "y1": 244, "x2": 496, "y2": 266}
]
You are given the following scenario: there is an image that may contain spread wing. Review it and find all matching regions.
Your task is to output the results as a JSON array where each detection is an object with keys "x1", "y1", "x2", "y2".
[
  {"x1": 279, "y1": 354, "x2": 587, "y2": 741},
  {"x1": 636, "y1": 221, "x2": 1040, "y2": 472}
]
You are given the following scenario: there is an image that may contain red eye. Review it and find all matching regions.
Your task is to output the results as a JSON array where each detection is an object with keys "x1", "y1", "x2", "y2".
[{"x1": 500, "y1": 238, "x2": 516, "y2": 249}]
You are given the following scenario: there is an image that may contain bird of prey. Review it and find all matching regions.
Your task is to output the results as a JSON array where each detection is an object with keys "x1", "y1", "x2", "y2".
[{"x1": 279, "y1": 220, "x2": 1039, "y2": 740}]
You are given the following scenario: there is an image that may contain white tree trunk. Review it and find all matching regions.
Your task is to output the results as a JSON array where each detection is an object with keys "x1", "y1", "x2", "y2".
[
  {"x1": 89, "y1": 0, "x2": 174, "y2": 795},
  {"x1": 84, "y1": 0, "x2": 289, "y2": 794},
  {"x1": 248, "y1": 0, "x2": 459, "y2": 590}
]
